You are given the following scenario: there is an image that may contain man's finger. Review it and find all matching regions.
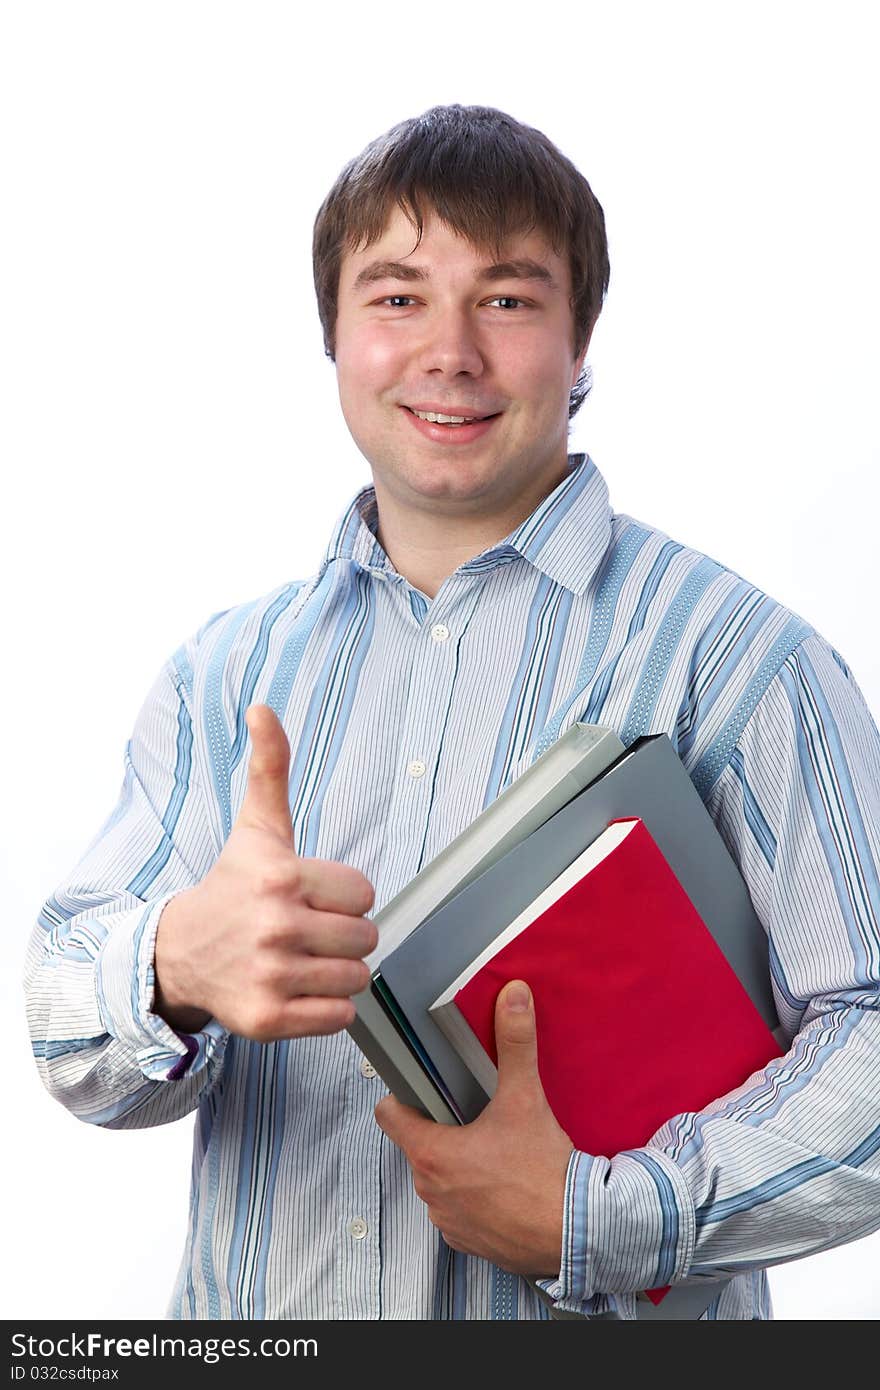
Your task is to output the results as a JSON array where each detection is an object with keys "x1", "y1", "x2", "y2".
[
  {"x1": 234, "y1": 704, "x2": 296, "y2": 847},
  {"x1": 374, "y1": 1094, "x2": 434, "y2": 1150},
  {"x1": 493, "y1": 980, "x2": 541, "y2": 1098}
]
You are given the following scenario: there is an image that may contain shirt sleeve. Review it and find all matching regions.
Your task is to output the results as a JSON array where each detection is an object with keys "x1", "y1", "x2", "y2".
[
  {"x1": 538, "y1": 631, "x2": 880, "y2": 1313},
  {"x1": 23, "y1": 620, "x2": 231, "y2": 1130}
]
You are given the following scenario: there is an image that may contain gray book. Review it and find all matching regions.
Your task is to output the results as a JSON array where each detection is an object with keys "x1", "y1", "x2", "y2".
[
  {"x1": 347, "y1": 722, "x2": 625, "y2": 1123},
  {"x1": 376, "y1": 731, "x2": 782, "y2": 1320}
]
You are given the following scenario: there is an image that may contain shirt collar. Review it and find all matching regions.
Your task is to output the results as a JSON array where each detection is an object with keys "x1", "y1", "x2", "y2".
[{"x1": 319, "y1": 452, "x2": 612, "y2": 598}]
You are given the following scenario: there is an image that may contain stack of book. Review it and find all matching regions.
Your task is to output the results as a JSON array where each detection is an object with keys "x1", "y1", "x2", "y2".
[{"x1": 348, "y1": 725, "x2": 784, "y2": 1320}]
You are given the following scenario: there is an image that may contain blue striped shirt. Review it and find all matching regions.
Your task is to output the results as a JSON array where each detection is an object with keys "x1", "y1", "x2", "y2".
[{"x1": 24, "y1": 452, "x2": 880, "y2": 1319}]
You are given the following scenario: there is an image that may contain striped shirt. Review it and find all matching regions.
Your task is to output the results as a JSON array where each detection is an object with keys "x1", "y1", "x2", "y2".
[{"x1": 24, "y1": 452, "x2": 880, "y2": 1320}]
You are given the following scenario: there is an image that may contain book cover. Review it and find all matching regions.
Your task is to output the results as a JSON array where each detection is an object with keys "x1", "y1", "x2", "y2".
[{"x1": 429, "y1": 816, "x2": 784, "y2": 1160}]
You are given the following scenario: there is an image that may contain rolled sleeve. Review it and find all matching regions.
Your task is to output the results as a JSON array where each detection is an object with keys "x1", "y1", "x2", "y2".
[
  {"x1": 95, "y1": 890, "x2": 229, "y2": 1083},
  {"x1": 537, "y1": 1147, "x2": 696, "y2": 1313},
  {"x1": 25, "y1": 641, "x2": 230, "y2": 1128}
]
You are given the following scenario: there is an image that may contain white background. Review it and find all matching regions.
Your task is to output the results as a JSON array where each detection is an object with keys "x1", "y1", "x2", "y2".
[{"x1": 2, "y1": 1, "x2": 878, "y2": 1320}]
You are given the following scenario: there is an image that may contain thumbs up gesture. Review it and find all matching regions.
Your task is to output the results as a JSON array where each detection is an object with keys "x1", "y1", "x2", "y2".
[{"x1": 153, "y1": 704, "x2": 378, "y2": 1042}]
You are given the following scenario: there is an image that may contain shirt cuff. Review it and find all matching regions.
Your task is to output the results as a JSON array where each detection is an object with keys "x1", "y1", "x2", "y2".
[
  {"x1": 536, "y1": 1146, "x2": 696, "y2": 1314},
  {"x1": 95, "y1": 891, "x2": 229, "y2": 1083}
]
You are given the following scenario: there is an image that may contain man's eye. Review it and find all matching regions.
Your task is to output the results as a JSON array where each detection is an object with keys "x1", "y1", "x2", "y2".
[{"x1": 377, "y1": 295, "x2": 526, "y2": 310}]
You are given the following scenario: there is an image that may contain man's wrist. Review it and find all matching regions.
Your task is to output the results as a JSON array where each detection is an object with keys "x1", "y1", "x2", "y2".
[
  {"x1": 153, "y1": 990, "x2": 213, "y2": 1034},
  {"x1": 154, "y1": 890, "x2": 212, "y2": 1033}
]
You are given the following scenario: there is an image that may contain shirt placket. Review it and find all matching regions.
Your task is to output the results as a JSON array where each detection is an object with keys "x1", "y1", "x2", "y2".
[{"x1": 377, "y1": 573, "x2": 488, "y2": 886}]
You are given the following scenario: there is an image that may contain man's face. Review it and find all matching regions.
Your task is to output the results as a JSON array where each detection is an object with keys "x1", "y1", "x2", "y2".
[{"x1": 333, "y1": 204, "x2": 590, "y2": 526}]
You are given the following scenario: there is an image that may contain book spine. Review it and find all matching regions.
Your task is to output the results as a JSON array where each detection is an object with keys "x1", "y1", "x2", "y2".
[{"x1": 348, "y1": 988, "x2": 459, "y2": 1126}]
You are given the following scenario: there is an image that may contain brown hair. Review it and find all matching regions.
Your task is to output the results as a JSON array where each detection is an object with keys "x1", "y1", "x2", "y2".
[{"x1": 312, "y1": 104, "x2": 610, "y2": 419}]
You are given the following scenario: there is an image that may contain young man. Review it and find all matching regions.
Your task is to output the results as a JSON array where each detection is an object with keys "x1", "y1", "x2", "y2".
[{"x1": 25, "y1": 105, "x2": 880, "y2": 1321}]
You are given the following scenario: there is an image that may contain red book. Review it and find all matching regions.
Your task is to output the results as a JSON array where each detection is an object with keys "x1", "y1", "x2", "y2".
[{"x1": 429, "y1": 816, "x2": 783, "y2": 1304}]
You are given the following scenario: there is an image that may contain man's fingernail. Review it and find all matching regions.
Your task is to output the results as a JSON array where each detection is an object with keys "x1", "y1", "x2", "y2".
[{"x1": 505, "y1": 982, "x2": 531, "y2": 1011}]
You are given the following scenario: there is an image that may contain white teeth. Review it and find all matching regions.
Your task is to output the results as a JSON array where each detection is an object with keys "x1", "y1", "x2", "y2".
[{"x1": 411, "y1": 409, "x2": 478, "y2": 424}]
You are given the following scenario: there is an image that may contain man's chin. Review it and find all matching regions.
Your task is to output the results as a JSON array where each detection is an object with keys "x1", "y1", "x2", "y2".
[{"x1": 367, "y1": 458, "x2": 510, "y2": 515}]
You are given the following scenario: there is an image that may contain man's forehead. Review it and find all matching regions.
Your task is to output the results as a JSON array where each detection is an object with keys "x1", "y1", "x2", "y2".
[{"x1": 341, "y1": 208, "x2": 566, "y2": 290}]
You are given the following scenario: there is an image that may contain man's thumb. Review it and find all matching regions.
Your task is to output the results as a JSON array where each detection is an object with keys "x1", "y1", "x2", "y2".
[
  {"x1": 234, "y1": 704, "x2": 295, "y2": 847},
  {"x1": 493, "y1": 980, "x2": 540, "y2": 1092}
]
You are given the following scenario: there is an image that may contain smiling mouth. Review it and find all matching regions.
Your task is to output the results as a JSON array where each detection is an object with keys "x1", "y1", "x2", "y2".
[{"x1": 404, "y1": 406, "x2": 501, "y2": 427}]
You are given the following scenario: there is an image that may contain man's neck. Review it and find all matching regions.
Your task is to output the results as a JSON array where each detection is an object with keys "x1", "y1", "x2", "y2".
[
  {"x1": 371, "y1": 458, "x2": 574, "y2": 600},
  {"x1": 374, "y1": 523, "x2": 501, "y2": 600}
]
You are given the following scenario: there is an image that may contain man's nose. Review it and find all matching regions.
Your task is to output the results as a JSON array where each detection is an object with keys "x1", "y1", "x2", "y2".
[{"x1": 415, "y1": 305, "x2": 485, "y2": 377}]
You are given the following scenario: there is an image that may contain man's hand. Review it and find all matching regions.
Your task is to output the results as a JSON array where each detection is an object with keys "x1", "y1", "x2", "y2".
[
  {"x1": 153, "y1": 703, "x2": 378, "y2": 1041},
  {"x1": 375, "y1": 981, "x2": 574, "y2": 1277}
]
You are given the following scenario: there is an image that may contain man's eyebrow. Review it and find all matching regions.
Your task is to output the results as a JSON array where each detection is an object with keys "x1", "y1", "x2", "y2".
[
  {"x1": 351, "y1": 257, "x2": 559, "y2": 292},
  {"x1": 352, "y1": 260, "x2": 430, "y2": 291},
  {"x1": 479, "y1": 259, "x2": 558, "y2": 289}
]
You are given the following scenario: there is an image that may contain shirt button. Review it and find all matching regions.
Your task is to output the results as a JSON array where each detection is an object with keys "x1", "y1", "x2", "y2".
[
  {"x1": 408, "y1": 759, "x2": 426, "y2": 778},
  {"x1": 348, "y1": 1217, "x2": 369, "y2": 1240},
  {"x1": 359, "y1": 1056, "x2": 377, "y2": 1079},
  {"x1": 431, "y1": 624, "x2": 450, "y2": 642}
]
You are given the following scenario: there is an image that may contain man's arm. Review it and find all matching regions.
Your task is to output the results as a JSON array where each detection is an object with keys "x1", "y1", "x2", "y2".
[
  {"x1": 539, "y1": 631, "x2": 880, "y2": 1311},
  {"x1": 23, "y1": 636, "x2": 231, "y2": 1130},
  {"x1": 24, "y1": 614, "x2": 380, "y2": 1132}
]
